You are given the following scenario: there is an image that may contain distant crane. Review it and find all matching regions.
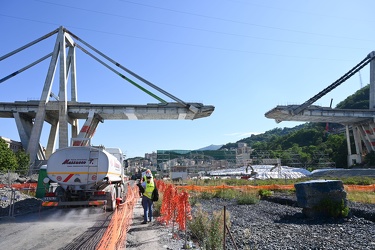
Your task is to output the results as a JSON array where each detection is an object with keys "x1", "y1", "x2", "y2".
[{"x1": 359, "y1": 70, "x2": 363, "y2": 88}]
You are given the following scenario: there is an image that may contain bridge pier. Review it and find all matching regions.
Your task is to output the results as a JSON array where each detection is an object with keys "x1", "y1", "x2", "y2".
[{"x1": 0, "y1": 26, "x2": 215, "y2": 174}]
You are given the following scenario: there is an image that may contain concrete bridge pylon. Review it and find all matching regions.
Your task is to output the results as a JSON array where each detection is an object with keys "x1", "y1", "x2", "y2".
[
  {"x1": 0, "y1": 26, "x2": 215, "y2": 172},
  {"x1": 20, "y1": 27, "x2": 77, "y2": 167}
]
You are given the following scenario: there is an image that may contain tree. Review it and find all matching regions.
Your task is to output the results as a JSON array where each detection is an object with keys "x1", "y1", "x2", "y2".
[
  {"x1": 324, "y1": 134, "x2": 347, "y2": 168},
  {"x1": 15, "y1": 149, "x2": 30, "y2": 175},
  {"x1": 0, "y1": 138, "x2": 18, "y2": 172}
]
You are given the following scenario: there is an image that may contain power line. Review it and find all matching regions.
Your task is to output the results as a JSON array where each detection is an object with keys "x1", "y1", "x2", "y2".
[
  {"x1": 35, "y1": 0, "x2": 375, "y2": 45},
  {"x1": 0, "y1": 14, "x2": 363, "y2": 62},
  {"x1": 118, "y1": 0, "x2": 375, "y2": 42}
]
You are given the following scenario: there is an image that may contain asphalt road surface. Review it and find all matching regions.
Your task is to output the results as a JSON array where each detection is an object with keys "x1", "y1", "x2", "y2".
[{"x1": 0, "y1": 207, "x2": 111, "y2": 250}]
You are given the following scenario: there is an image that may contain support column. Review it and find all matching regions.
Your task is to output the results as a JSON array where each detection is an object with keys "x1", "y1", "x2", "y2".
[
  {"x1": 358, "y1": 125, "x2": 373, "y2": 153},
  {"x1": 14, "y1": 113, "x2": 32, "y2": 151},
  {"x1": 27, "y1": 28, "x2": 62, "y2": 164},
  {"x1": 58, "y1": 29, "x2": 69, "y2": 149},
  {"x1": 45, "y1": 123, "x2": 58, "y2": 158},
  {"x1": 352, "y1": 127, "x2": 362, "y2": 158},
  {"x1": 68, "y1": 46, "x2": 79, "y2": 138},
  {"x1": 370, "y1": 56, "x2": 375, "y2": 109},
  {"x1": 345, "y1": 125, "x2": 352, "y2": 167}
]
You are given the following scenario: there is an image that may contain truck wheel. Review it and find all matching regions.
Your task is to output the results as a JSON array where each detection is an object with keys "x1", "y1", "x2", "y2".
[
  {"x1": 54, "y1": 186, "x2": 65, "y2": 201},
  {"x1": 107, "y1": 188, "x2": 116, "y2": 211}
]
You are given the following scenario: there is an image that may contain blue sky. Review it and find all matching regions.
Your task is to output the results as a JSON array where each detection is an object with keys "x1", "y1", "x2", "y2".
[{"x1": 1, "y1": 0, "x2": 374, "y2": 158}]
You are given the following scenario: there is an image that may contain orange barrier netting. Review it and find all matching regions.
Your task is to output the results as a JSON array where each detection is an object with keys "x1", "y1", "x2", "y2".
[
  {"x1": 176, "y1": 184, "x2": 295, "y2": 193},
  {"x1": 157, "y1": 182, "x2": 177, "y2": 225},
  {"x1": 157, "y1": 180, "x2": 192, "y2": 231},
  {"x1": 174, "y1": 191, "x2": 192, "y2": 231},
  {"x1": 0, "y1": 183, "x2": 37, "y2": 190},
  {"x1": 2, "y1": 182, "x2": 374, "y2": 194},
  {"x1": 344, "y1": 184, "x2": 375, "y2": 192},
  {"x1": 96, "y1": 183, "x2": 139, "y2": 250}
]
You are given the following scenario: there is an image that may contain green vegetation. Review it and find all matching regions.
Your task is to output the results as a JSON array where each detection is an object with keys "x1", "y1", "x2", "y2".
[
  {"x1": 187, "y1": 177, "x2": 304, "y2": 187},
  {"x1": 335, "y1": 85, "x2": 369, "y2": 109},
  {"x1": 314, "y1": 198, "x2": 350, "y2": 218},
  {"x1": 236, "y1": 193, "x2": 259, "y2": 205},
  {"x1": 347, "y1": 191, "x2": 375, "y2": 204},
  {"x1": 188, "y1": 204, "x2": 230, "y2": 250},
  {"x1": 221, "y1": 123, "x2": 349, "y2": 169},
  {"x1": 258, "y1": 189, "x2": 273, "y2": 197},
  {"x1": 0, "y1": 138, "x2": 30, "y2": 175},
  {"x1": 213, "y1": 189, "x2": 240, "y2": 199},
  {"x1": 184, "y1": 177, "x2": 375, "y2": 204},
  {"x1": 152, "y1": 192, "x2": 163, "y2": 217},
  {"x1": 193, "y1": 188, "x2": 259, "y2": 205}
]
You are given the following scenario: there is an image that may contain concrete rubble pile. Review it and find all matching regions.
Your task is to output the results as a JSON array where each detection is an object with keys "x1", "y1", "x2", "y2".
[{"x1": 0, "y1": 173, "x2": 42, "y2": 218}]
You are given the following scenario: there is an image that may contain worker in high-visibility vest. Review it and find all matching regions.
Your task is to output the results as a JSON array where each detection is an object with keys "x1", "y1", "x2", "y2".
[{"x1": 141, "y1": 172, "x2": 155, "y2": 224}]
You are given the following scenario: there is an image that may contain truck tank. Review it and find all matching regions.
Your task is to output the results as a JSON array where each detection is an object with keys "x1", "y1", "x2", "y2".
[{"x1": 47, "y1": 146, "x2": 123, "y2": 190}]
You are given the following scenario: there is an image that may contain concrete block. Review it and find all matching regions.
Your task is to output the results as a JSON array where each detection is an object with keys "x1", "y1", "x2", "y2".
[{"x1": 294, "y1": 180, "x2": 347, "y2": 217}]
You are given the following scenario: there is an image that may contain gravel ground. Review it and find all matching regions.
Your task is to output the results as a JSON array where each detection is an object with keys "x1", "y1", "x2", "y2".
[
  {"x1": 186, "y1": 193, "x2": 375, "y2": 250},
  {"x1": 2, "y1": 178, "x2": 375, "y2": 250},
  {"x1": 0, "y1": 187, "x2": 44, "y2": 217}
]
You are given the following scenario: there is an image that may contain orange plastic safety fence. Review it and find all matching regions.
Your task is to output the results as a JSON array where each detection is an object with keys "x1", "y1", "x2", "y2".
[
  {"x1": 96, "y1": 183, "x2": 139, "y2": 250},
  {"x1": 155, "y1": 179, "x2": 166, "y2": 192},
  {"x1": 156, "y1": 181, "x2": 192, "y2": 231},
  {"x1": 0, "y1": 183, "x2": 37, "y2": 190},
  {"x1": 345, "y1": 184, "x2": 375, "y2": 192},
  {"x1": 174, "y1": 191, "x2": 192, "y2": 231},
  {"x1": 158, "y1": 183, "x2": 178, "y2": 225},
  {"x1": 175, "y1": 184, "x2": 296, "y2": 193}
]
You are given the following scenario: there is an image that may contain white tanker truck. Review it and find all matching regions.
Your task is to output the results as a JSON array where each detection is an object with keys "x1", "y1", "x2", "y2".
[{"x1": 41, "y1": 146, "x2": 127, "y2": 211}]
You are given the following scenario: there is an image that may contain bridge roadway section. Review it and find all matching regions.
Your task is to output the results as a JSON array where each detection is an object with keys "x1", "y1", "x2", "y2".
[
  {"x1": 265, "y1": 105, "x2": 375, "y2": 124},
  {"x1": 0, "y1": 101, "x2": 214, "y2": 121},
  {"x1": 0, "y1": 100, "x2": 214, "y2": 165},
  {"x1": 265, "y1": 51, "x2": 375, "y2": 166}
]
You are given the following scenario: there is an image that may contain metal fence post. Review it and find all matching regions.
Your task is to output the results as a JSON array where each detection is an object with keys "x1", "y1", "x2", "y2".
[{"x1": 223, "y1": 205, "x2": 226, "y2": 249}]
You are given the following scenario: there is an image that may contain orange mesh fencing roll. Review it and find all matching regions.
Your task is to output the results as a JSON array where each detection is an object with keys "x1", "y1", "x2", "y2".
[{"x1": 96, "y1": 183, "x2": 139, "y2": 250}]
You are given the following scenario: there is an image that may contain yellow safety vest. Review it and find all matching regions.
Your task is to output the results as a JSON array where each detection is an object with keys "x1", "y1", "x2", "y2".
[{"x1": 144, "y1": 180, "x2": 155, "y2": 199}]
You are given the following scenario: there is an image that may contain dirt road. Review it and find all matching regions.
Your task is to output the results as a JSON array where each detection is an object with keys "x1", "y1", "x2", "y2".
[{"x1": 0, "y1": 207, "x2": 111, "y2": 250}]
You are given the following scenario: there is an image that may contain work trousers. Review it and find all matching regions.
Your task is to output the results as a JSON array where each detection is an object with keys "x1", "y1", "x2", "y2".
[{"x1": 141, "y1": 196, "x2": 153, "y2": 222}]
